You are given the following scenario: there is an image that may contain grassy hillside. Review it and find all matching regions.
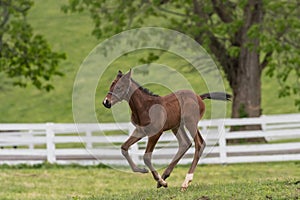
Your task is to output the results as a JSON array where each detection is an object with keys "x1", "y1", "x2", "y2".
[
  {"x1": 0, "y1": 0, "x2": 98, "y2": 122},
  {"x1": 0, "y1": 0, "x2": 298, "y2": 123}
]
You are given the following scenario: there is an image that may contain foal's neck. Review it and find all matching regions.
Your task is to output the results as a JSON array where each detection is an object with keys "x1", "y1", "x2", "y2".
[
  {"x1": 128, "y1": 83, "x2": 154, "y2": 106},
  {"x1": 127, "y1": 82, "x2": 159, "y2": 120}
]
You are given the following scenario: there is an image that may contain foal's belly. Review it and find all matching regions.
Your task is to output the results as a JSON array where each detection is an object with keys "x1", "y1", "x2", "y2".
[{"x1": 163, "y1": 99, "x2": 181, "y2": 130}]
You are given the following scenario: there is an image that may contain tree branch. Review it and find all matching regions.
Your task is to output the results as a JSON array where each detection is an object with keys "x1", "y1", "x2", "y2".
[
  {"x1": 193, "y1": 0, "x2": 207, "y2": 19},
  {"x1": 192, "y1": 0, "x2": 228, "y2": 62},
  {"x1": 192, "y1": 0, "x2": 237, "y2": 86},
  {"x1": 208, "y1": 32, "x2": 238, "y2": 84},
  {"x1": 0, "y1": 3, "x2": 10, "y2": 28},
  {"x1": 155, "y1": 6, "x2": 187, "y2": 17},
  {"x1": 127, "y1": 1, "x2": 149, "y2": 29},
  {"x1": 0, "y1": 2, "x2": 10, "y2": 53},
  {"x1": 159, "y1": 0, "x2": 171, "y2": 5},
  {"x1": 260, "y1": 51, "x2": 272, "y2": 70},
  {"x1": 282, "y1": 37, "x2": 300, "y2": 49},
  {"x1": 211, "y1": 0, "x2": 234, "y2": 23}
]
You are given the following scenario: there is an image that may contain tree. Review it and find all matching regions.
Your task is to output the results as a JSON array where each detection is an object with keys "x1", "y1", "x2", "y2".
[
  {"x1": 62, "y1": 0, "x2": 300, "y2": 119},
  {"x1": 0, "y1": 0, "x2": 65, "y2": 91}
]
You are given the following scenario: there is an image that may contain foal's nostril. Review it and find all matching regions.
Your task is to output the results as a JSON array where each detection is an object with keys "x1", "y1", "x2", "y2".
[{"x1": 103, "y1": 98, "x2": 111, "y2": 108}]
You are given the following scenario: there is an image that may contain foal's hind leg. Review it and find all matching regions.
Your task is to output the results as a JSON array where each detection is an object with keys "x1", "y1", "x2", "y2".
[
  {"x1": 143, "y1": 132, "x2": 168, "y2": 187},
  {"x1": 187, "y1": 130, "x2": 205, "y2": 174},
  {"x1": 157, "y1": 126, "x2": 192, "y2": 188},
  {"x1": 181, "y1": 124, "x2": 206, "y2": 191}
]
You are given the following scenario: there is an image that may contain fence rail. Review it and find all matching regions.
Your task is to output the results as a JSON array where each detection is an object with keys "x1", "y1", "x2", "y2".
[{"x1": 0, "y1": 113, "x2": 300, "y2": 165}]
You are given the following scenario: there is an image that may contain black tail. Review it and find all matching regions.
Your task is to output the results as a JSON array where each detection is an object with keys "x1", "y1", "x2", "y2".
[{"x1": 200, "y1": 92, "x2": 232, "y2": 101}]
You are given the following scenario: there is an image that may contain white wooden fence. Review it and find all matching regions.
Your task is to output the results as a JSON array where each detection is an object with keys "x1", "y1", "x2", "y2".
[{"x1": 0, "y1": 113, "x2": 300, "y2": 166}]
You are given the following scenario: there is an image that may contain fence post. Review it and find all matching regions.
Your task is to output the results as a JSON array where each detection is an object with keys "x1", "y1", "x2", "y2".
[
  {"x1": 261, "y1": 115, "x2": 266, "y2": 131},
  {"x1": 86, "y1": 131, "x2": 92, "y2": 149},
  {"x1": 46, "y1": 123, "x2": 56, "y2": 163},
  {"x1": 28, "y1": 129, "x2": 34, "y2": 150},
  {"x1": 128, "y1": 123, "x2": 141, "y2": 164},
  {"x1": 218, "y1": 123, "x2": 227, "y2": 164}
]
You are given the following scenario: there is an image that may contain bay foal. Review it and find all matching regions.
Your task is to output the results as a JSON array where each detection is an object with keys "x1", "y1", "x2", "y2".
[{"x1": 103, "y1": 70, "x2": 231, "y2": 190}]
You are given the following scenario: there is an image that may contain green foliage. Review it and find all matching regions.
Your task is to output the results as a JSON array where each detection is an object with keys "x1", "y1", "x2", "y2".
[
  {"x1": 62, "y1": 0, "x2": 300, "y2": 110},
  {"x1": 61, "y1": 0, "x2": 163, "y2": 39},
  {"x1": 138, "y1": 52, "x2": 160, "y2": 68},
  {"x1": 0, "y1": 0, "x2": 299, "y2": 123},
  {"x1": 0, "y1": 0, "x2": 66, "y2": 91},
  {"x1": 262, "y1": 0, "x2": 300, "y2": 108}
]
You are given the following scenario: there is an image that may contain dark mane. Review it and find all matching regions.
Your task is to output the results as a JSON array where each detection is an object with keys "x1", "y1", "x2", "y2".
[{"x1": 131, "y1": 79, "x2": 159, "y2": 97}]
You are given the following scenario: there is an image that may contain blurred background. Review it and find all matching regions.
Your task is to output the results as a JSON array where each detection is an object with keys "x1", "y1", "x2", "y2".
[{"x1": 0, "y1": 0, "x2": 299, "y2": 123}]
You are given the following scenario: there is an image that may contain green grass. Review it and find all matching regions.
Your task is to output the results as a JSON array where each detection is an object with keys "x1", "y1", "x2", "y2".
[
  {"x1": 0, "y1": 162, "x2": 298, "y2": 199},
  {"x1": 0, "y1": 0, "x2": 298, "y2": 123}
]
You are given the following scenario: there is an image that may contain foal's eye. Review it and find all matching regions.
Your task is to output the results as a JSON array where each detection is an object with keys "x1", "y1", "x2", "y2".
[{"x1": 115, "y1": 86, "x2": 121, "y2": 91}]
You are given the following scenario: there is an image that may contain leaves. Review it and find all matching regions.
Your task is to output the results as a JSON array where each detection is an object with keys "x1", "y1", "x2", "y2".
[
  {"x1": 62, "y1": 0, "x2": 300, "y2": 110},
  {"x1": 138, "y1": 52, "x2": 160, "y2": 65},
  {"x1": 0, "y1": 0, "x2": 65, "y2": 91},
  {"x1": 261, "y1": 0, "x2": 300, "y2": 109}
]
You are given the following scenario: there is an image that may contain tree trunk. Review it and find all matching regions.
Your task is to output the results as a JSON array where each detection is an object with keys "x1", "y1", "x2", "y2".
[
  {"x1": 231, "y1": 43, "x2": 262, "y2": 120},
  {"x1": 230, "y1": 49, "x2": 263, "y2": 134},
  {"x1": 229, "y1": 0, "x2": 266, "y2": 142},
  {"x1": 192, "y1": 0, "x2": 264, "y2": 127},
  {"x1": 231, "y1": 0, "x2": 263, "y2": 120}
]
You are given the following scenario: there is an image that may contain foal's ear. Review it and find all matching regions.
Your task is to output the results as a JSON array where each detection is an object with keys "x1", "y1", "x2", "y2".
[
  {"x1": 117, "y1": 70, "x2": 123, "y2": 77},
  {"x1": 124, "y1": 69, "x2": 132, "y2": 79}
]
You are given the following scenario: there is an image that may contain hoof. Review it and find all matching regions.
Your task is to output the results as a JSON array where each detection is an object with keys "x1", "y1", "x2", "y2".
[
  {"x1": 133, "y1": 167, "x2": 149, "y2": 173},
  {"x1": 157, "y1": 179, "x2": 168, "y2": 188},
  {"x1": 180, "y1": 186, "x2": 188, "y2": 192},
  {"x1": 181, "y1": 180, "x2": 192, "y2": 191},
  {"x1": 181, "y1": 173, "x2": 193, "y2": 191},
  {"x1": 157, "y1": 182, "x2": 162, "y2": 188}
]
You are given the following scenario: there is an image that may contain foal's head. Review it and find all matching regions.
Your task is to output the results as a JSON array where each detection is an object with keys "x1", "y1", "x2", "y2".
[{"x1": 103, "y1": 70, "x2": 132, "y2": 108}]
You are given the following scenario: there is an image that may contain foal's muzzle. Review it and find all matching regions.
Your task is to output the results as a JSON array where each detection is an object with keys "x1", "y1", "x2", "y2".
[{"x1": 103, "y1": 98, "x2": 111, "y2": 109}]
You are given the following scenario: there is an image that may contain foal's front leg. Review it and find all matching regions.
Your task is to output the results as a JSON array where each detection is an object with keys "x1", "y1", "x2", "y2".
[
  {"x1": 121, "y1": 129, "x2": 148, "y2": 173},
  {"x1": 143, "y1": 132, "x2": 167, "y2": 187}
]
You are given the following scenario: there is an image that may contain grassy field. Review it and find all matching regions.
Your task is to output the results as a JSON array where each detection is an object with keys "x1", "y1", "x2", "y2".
[
  {"x1": 0, "y1": 162, "x2": 299, "y2": 200},
  {"x1": 0, "y1": 0, "x2": 298, "y2": 123}
]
